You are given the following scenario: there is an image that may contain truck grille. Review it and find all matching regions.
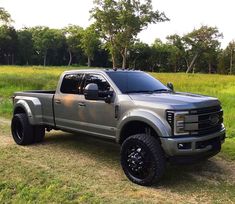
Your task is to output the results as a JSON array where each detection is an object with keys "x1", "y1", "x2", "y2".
[
  {"x1": 167, "y1": 105, "x2": 224, "y2": 137},
  {"x1": 191, "y1": 106, "x2": 223, "y2": 136}
]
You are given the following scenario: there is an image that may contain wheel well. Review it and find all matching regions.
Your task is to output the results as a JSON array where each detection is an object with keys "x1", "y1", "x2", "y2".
[
  {"x1": 119, "y1": 121, "x2": 158, "y2": 144},
  {"x1": 14, "y1": 107, "x2": 26, "y2": 115}
]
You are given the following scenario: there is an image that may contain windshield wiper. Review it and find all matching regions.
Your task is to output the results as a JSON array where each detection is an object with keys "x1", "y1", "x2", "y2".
[
  {"x1": 125, "y1": 90, "x2": 153, "y2": 94},
  {"x1": 152, "y1": 89, "x2": 172, "y2": 93},
  {"x1": 126, "y1": 89, "x2": 171, "y2": 94}
]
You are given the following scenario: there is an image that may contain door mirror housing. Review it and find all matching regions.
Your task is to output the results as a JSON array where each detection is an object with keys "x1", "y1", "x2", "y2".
[
  {"x1": 167, "y1": 82, "x2": 174, "y2": 91},
  {"x1": 84, "y1": 83, "x2": 99, "y2": 100},
  {"x1": 104, "y1": 92, "x2": 113, "y2": 104}
]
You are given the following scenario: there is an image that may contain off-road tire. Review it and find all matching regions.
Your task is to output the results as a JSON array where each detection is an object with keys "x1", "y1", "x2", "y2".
[
  {"x1": 121, "y1": 134, "x2": 166, "y2": 186},
  {"x1": 11, "y1": 113, "x2": 34, "y2": 145},
  {"x1": 34, "y1": 126, "x2": 45, "y2": 143}
]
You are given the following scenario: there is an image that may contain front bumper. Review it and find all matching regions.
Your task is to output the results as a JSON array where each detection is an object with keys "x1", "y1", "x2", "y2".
[{"x1": 160, "y1": 127, "x2": 226, "y2": 157}]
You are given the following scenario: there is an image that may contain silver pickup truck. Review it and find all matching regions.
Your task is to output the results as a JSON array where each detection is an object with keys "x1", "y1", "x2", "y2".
[{"x1": 11, "y1": 69, "x2": 226, "y2": 186}]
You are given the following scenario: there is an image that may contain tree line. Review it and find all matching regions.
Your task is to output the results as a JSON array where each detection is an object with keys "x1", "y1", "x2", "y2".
[{"x1": 0, "y1": 1, "x2": 235, "y2": 74}]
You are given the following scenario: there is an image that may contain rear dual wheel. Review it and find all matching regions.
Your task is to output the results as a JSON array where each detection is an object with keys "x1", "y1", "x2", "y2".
[{"x1": 11, "y1": 113, "x2": 45, "y2": 145}]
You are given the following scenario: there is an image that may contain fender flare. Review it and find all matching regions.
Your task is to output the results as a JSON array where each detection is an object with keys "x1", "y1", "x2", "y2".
[
  {"x1": 13, "y1": 96, "x2": 43, "y2": 125},
  {"x1": 116, "y1": 109, "x2": 171, "y2": 143}
]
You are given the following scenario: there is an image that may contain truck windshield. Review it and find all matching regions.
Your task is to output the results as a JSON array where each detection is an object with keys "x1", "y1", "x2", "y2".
[{"x1": 106, "y1": 71, "x2": 170, "y2": 94}]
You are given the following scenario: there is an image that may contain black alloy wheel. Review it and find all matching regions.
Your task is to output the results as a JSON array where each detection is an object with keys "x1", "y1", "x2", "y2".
[{"x1": 121, "y1": 134, "x2": 166, "y2": 186}]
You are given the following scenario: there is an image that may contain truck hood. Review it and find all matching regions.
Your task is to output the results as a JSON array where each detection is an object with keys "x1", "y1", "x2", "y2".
[{"x1": 129, "y1": 92, "x2": 220, "y2": 110}]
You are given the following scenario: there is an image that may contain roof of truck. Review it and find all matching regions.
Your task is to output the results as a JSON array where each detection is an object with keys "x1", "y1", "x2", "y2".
[{"x1": 63, "y1": 68, "x2": 142, "y2": 74}]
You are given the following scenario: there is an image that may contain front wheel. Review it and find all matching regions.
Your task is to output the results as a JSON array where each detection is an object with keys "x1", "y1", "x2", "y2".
[{"x1": 121, "y1": 134, "x2": 166, "y2": 186}]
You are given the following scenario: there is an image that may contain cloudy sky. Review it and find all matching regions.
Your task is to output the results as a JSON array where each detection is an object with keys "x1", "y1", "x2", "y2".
[{"x1": 1, "y1": 0, "x2": 235, "y2": 48}]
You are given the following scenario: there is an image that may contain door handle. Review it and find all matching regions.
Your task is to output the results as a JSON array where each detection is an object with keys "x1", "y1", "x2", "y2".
[
  {"x1": 55, "y1": 99, "x2": 61, "y2": 104},
  {"x1": 78, "y1": 102, "x2": 86, "y2": 107}
]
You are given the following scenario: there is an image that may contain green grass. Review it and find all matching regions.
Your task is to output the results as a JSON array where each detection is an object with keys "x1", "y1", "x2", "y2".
[
  {"x1": 1, "y1": 66, "x2": 235, "y2": 136},
  {"x1": 0, "y1": 66, "x2": 67, "y2": 118},
  {"x1": 0, "y1": 123, "x2": 235, "y2": 203},
  {"x1": 221, "y1": 138, "x2": 235, "y2": 160},
  {"x1": 1, "y1": 66, "x2": 235, "y2": 203}
]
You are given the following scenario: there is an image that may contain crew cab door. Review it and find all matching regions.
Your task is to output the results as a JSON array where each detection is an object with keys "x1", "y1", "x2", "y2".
[
  {"x1": 54, "y1": 73, "x2": 85, "y2": 131},
  {"x1": 78, "y1": 73, "x2": 117, "y2": 137}
]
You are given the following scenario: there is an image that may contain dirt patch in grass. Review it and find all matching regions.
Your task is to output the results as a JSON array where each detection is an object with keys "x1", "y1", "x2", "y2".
[
  {"x1": 0, "y1": 135, "x2": 12, "y2": 147},
  {"x1": 0, "y1": 117, "x2": 11, "y2": 125}
]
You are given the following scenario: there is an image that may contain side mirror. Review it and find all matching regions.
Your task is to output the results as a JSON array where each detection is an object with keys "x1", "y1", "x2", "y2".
[
  {"x1": 104, "y1": 91, "x2": 113, "y2": 104},
  {"x1": 167, "y1": 82, "x2": 174, "y2": 91},
  {"x1": 84, "y1": 83, "x2": 99, "y2": 100}
]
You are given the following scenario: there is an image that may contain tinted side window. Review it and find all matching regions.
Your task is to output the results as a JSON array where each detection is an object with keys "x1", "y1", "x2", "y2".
[
  {"x1": 83, "y1": 74, "x2": 111, "y2": 97},
  {"x1": 60, "y1": 74, "x2": 83, "y2": 94}
]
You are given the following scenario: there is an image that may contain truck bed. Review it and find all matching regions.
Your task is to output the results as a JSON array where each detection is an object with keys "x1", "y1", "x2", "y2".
[{"x1": 14, "y1": 90, "x2": 56, "y2": 126}]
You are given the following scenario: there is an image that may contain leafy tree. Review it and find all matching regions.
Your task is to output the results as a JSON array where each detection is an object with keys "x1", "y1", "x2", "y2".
[
  {"x1": 31, "y1": 27, "x2": 66, "y2": 66},
  {"x1": 227, "y1": 40, "x2": 235, "y2": 74},
  {"x1": 0, "y1": 7, "x2": 13, "y2": 25},
  {"x1": 183, "y1": 26, "x2": 223, "y2": 73},
  {"x1": 217, "y1": 52, "x2": 227, "y2": 74},
  {"x1": 151, "y1": 39, "x2": 180, "y2": 72},
  {"x1": 0, "y1": 25, "x2": 18, "y2": 64},
  {"x1": 168, "y1": 45, "x2": 182, "y2": 72},
  {"x1": 129, "y1": 42, "x2": 152, "y2": 70},
  {"x1": 81, "y1": 25, "x2": 100, "y2": 67},
  {"x1": 17, "y1": 28, "x2": 33, "y2": 65},
  {"x1": 218, "y1": 40, "x2": 235, "y2": 74},
  {"x1": 167, "y1": 34, "x2": 188, "y2": 72},
  {"x1": 63, "y1": 25, "x2": 83, "y2": 66},
  {"x1": 90, "y1": 0, "x2": 119, "y2": 68},
  {"x1": 91, "y1": 0, "x2": 169, "y2": 68}
]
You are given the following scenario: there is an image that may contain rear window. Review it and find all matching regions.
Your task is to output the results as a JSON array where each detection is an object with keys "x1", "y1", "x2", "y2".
[{"x1": 60, "y1": 74, "x2": 83, "y2": 94}]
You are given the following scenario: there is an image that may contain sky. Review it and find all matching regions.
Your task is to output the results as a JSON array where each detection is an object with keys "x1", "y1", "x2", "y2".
[{"x1": 1, "y1": 0, "x2": 235, "y2": 48}]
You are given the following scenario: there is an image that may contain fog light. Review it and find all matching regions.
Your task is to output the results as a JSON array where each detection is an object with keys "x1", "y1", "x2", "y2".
[{"x1": 178, "y1": 142, "x2": 192, "y2": 150}]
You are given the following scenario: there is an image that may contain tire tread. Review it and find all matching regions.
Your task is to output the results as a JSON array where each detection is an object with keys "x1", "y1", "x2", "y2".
[
  {"x1": 121, "y1": 134, "x2": 166, "y2": 186},
  {"x1": 11, "y1": 113, "x2": 34, "y2": 145}
]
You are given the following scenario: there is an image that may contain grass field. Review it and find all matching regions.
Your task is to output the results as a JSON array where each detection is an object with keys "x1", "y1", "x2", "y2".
[
  {"x1": 0, "y1": 66, "x2": 235, "y2": 203},
  {"x1": 1, "y1": 66, "x2": 235, "y2": 137}
]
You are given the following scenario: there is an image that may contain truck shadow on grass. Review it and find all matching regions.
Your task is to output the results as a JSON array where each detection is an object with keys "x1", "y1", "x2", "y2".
[{"x1": 43, "y1": 131, "x2": 229, "y2": 189}]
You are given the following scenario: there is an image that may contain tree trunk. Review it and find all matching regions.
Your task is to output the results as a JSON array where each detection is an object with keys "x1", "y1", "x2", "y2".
[
  {"x1": 11, "y1": 53, "x2": 14, "y2": 65},
  {"x1": 7, "y1": 54, "x2": 9, "y2": 65},
  {"x1": 111, "y1": 53, "x2": 117, "y2": 69},
  {"x1": 174, "y1": 64, "x2": 177, "y2": 72},
  {"x1": 43, "y1": 50, "x2": 47, "y2": 66},
  {"x1": 208, "y1": 61, "x2": 212, "y2": 74},
  {"x1": 186, "y1": 53, "x2": 198, "y2": 73},
  {"x1": 87, "y1": 56, "x2": 91, "y2": 67},
  {"x1": 122, "y1": 47, "x2": 127, "y2": 69},
  {"x1": 184, "y1": 57, "x2": 189, "y2": 71},
  {"x1": 110, "y1": 36, "x2": 117, "y2": 69},
  {"x1": 134, "y1": 58, "x2": 137, "y2": 69},
  {"x1": 68, "y1": 49, "x2": 72, "y2": 66},
  {"x1": 230, "y1": 49, "x2": 233, "y2": 74}
]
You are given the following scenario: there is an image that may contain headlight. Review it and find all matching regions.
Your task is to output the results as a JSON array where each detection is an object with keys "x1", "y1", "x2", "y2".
[
  {"x1": 166, "y1": 111, "x2": 189, "y2": 136},
  {"x1": 174, "y1": 112, "x2": 189, "y2": 135}
]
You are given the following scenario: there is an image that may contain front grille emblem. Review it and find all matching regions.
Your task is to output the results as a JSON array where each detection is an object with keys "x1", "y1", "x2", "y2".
[{"x1": 209, "y1": 114, "x2": 219, "y2": 125}]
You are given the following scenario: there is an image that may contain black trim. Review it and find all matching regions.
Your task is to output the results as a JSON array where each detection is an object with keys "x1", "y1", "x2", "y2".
[
  {"x1": 168, "y1": 149, "x2": 220, "y2": 164},
  {"x1": 115, "y1": 105, "x2": 119, "y2": 119}
]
